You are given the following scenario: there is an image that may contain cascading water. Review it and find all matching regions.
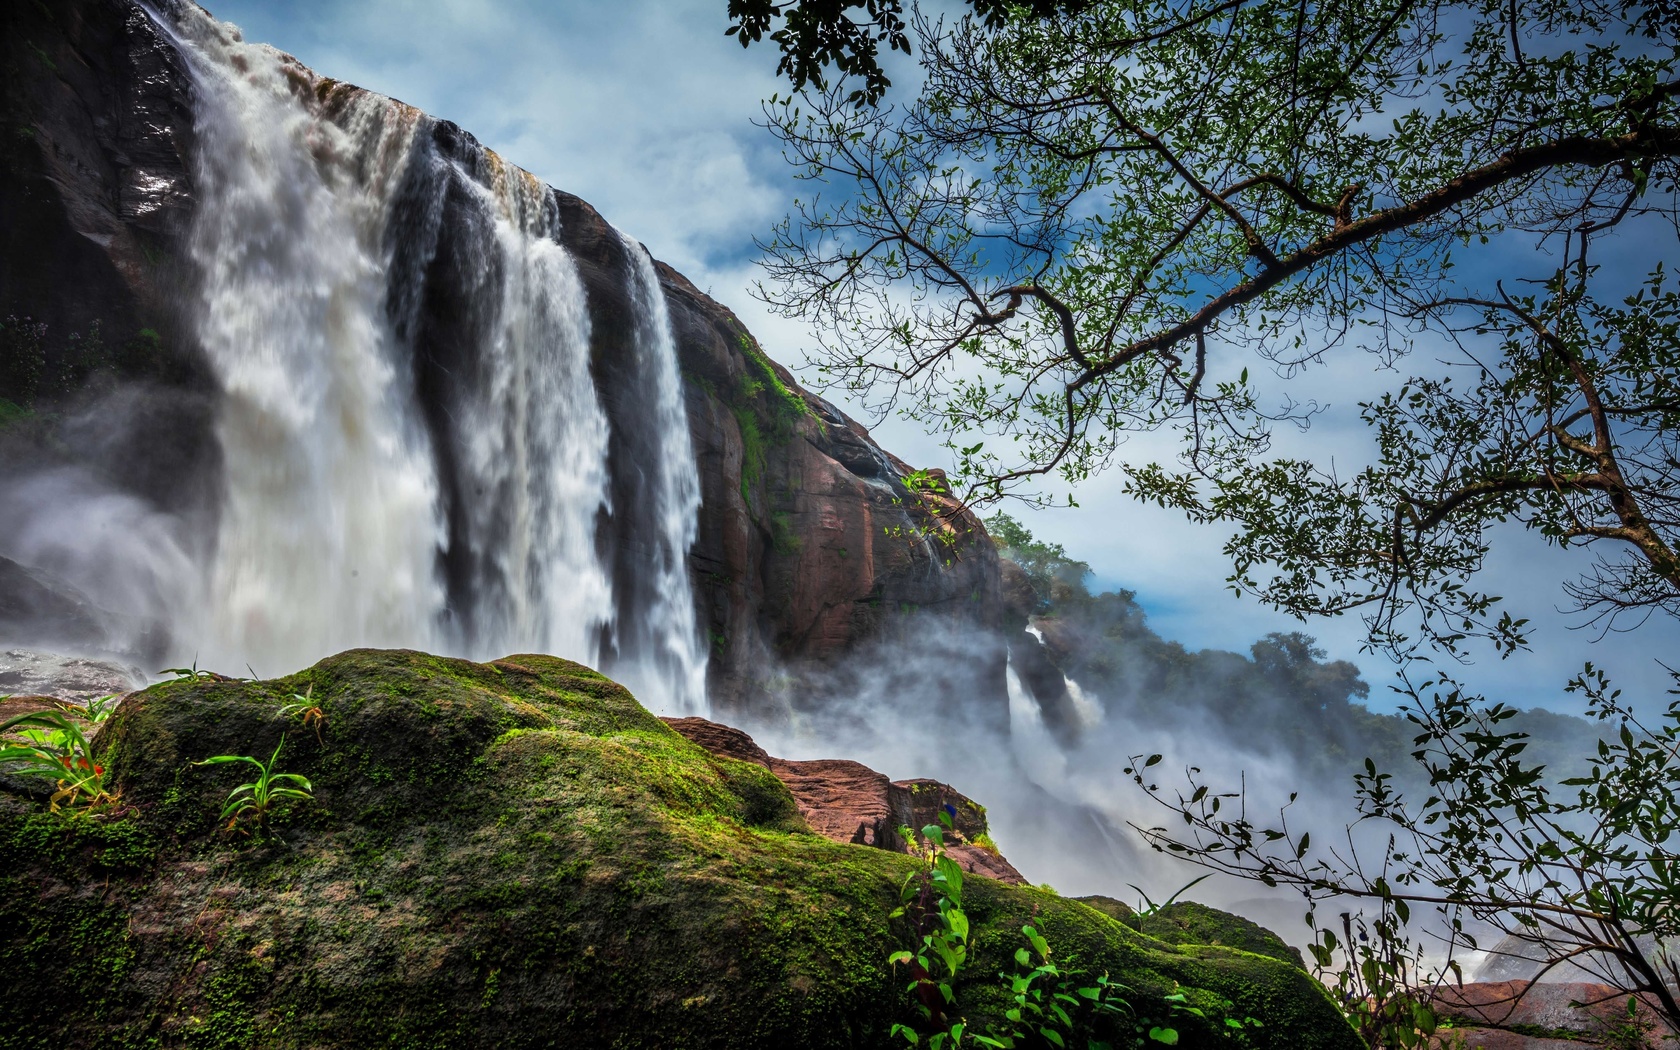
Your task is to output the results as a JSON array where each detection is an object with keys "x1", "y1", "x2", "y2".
[
  {"x1": 173, "y1": 14, "x2": 445, "y2": 674},
  {"x1": 1023, "y1": 625, "x2": 1102, "y2": 730},
  {"x1": 381, "y1": 116, "x2": 614, "y2": 666},
  {"x1": 609, "y1": 234, "x2": 709, "y2": 713},
  {"x1": 143, "y1": 3, "x2": 708, "y2": 706}
]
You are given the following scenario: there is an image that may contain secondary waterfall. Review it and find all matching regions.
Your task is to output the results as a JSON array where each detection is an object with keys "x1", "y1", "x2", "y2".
[{"x1": 152, "y1": 3, "x2": 707, "y2": 709}]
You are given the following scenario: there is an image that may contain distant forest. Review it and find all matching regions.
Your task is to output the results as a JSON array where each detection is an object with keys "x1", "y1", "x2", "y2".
[{"x1": 987, "y1": 513, "x2": 1594, "y2": 784}]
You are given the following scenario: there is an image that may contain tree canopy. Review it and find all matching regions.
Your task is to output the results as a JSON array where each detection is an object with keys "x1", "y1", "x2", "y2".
[
  {"x1": 736, "y1": 3, "x2": 1680, "y2": 1040},
  {"x1": 748, "y1": 0, "x2": 1680, "y2": 655},
  {"x1": 724, "y1": 0, "x2": 1086, "y2": 103}
]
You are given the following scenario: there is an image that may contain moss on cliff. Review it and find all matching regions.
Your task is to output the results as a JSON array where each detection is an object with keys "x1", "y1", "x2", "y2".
[
  {"x1": 0, "y1": 649, "x2": 1357, "y2": 1049},
  {"x1": 1076, "y1": 896, "x2": 1308, "y2": 971},
  {"x1": 727, "y1": 326, "x2": 815, "y2": 508}
]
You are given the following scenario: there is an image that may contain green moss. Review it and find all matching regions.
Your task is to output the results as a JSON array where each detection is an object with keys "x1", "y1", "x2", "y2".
[
  {"x1": 1132, "y1": 901, "x2": 1306, "y2": 970},
  {"x1": 0, "y1": 396, "x2": 32, "y2": 426},
  {"x1": 736, "y1": 330, "x2": 809, "y2": 424},
  {"x1": 0, "y1": 648, "x2": 1357, "y2": 1049},
  {"x1": 727, "y1": 326, "x2": 817, "y2": 507},
  {"x1": 733, "y1": 402, "x2": 769, "y2": 504},
  {"x1": 770, "y1": 510, "x2": 801, "y2": 554}
]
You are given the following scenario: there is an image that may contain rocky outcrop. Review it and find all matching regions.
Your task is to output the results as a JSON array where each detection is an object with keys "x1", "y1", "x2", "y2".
[
  {"x1": 0, "y1": 0, "x2": 1004, "y2": 720},
  {"x1": 1076, "y1": 896, "x2": 1307, "y2": 970},
  {"x1": 0, "y1": 648, "x2": 1361, "y2": 1049},
  {"x1": 664, "y1": 715, "x2": 1027, "y2": 884},
  {"x1": 0, "y1": 646, "x2": 138, "y2": 702},
  {"x1": 0, "y1": 557, "x2": 107, "y2": 649}
]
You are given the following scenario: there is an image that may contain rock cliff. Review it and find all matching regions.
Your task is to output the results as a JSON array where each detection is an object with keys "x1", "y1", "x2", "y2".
[{"x1": 0, "y1": 0, "x2": 1003, "y2": 721}]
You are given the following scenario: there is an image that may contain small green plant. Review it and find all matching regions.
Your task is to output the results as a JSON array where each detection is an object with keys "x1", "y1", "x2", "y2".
[
  {"x1": 1125, "y1": 874, "x2": 1211, "y2": 919},
  {"x1": 1595, "y1": 994, "x2": 1657, "y2": 1050},
  {"x1": 277, "y1": 686, "x2": 326, "y2": 744},
  {"x1": 194, "y1": 737, "x2": 314, "y2": 832},
  {"x1": 890, "y1": 809, "x2": 974, "y2": 1047},
  {"x1": 0, "y1": 314, "x2": 47, "y2": 406},
  {"x1": 888, "y1": 807, "x2": 1187, "y2": 1048},
  {"x1": 0, "y1": 695, "x2": 120, "y2": 810},
  {"x1": 971, "y1": 924, "x2": 1142, "y2": 1050},
  {"x1": 161, "y1": 659, "x2": 240, "y2": 682},
  {"x1": 1305, "y1": 908, "x2": 1444, "y2": 1050}
]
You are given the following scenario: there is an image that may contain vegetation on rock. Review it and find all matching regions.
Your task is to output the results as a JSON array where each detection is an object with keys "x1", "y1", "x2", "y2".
[{"x1": 0, "y1": 648, "x2": 1356, "y2": 1049}]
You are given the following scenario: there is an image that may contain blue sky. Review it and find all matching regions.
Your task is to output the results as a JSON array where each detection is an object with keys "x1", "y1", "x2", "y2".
[{"x1": 198, "y1": 0, "x2": 1680, "y2": 713}]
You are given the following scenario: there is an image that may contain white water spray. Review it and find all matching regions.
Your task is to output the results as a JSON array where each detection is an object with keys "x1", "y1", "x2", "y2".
[
  {"x1": 441, "y1": 165, "x2": 614, "y2": 663},
  {"x1": 139, "y1": 3, "x2": 706, "y2": 700},
  {"x1": 171, "y1": 13, "x2": 445, "y2": 674},
  {"x1": 1025, "y1": 624, "x2": 1103, "y2": 731}
]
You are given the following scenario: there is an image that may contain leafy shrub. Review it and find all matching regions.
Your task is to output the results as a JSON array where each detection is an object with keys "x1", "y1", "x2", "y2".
[
  {"x1": 0, "y1": 315, "x2": 47, "y2": 406},
  {"x1": 888, "y1": 807, "x2": 1190, "y2": 1049}
]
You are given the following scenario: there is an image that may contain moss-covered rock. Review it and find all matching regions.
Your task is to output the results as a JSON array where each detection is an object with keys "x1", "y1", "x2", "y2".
[
  {"x1": 1135, "y1": 902, "x2": 1307, "y2": 970},
  {"x1": 1075, "y1": 897, "x2": 1308, "y2": 971},
  {"x1": 0, "y1": 649, "x2": 1358, "y2": 1049}
]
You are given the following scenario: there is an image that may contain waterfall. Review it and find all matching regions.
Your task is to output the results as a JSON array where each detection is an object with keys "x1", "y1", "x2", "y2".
[
  {"x1": 1024, "y1": 625, "x2": 1103, "y2": 730},
  {"x1": 610, "y1": 234, "x2": 709, "y2": 714},
  {"x1": 381, "y1": 125, "x2": 614, "y2": 665},
  {"x1": 170, "y1": 12, "x2": 446, "y2": 674},
  {"x1": 140, "y1": 3, "x2": 707, "y2": 705}
]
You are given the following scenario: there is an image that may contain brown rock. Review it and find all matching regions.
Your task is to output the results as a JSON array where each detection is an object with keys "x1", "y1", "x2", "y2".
[
  {"x1": 0, "y1": 695, "x2": 59, "y2": 718},
  {"x1": 1429, "y1": 980, "x2": 1668, "y2": 1049},
  {"x1": 892, "y1": 778, "x2": 990, "y2": 845},
  {"x1": 944, "y1": 844, "x2": 1027, "y2": 884},
  {"x1": 651, "y1": 260, "x2": 1006, "y2": 724},
  {"x1": 659, "y1": 716, "x2": 772, "y2": 768},
  {"x1": 663, "y1": 715, "x2": 1028, "y2": 884},
  {"x1": 1432, "y1": 1031, "x2": 1586, "y2": 1050},
  {"x1": 767, "y1": 757, "x2": 898, "y2": 847},
  {"x1": 1000, "y1": 559, "x2": 1038, "y2": 627}
]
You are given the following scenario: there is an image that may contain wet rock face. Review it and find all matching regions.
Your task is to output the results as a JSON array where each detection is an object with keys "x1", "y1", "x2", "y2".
[
  {"x1": 0, "y1": 557, "x2": 107, "y2": 649},
  {"x1": 0, "y1": 0, "x2": 1006, "y2": 724},
  {"x1": 664, "y1": 715, "x2": 1027, "y2": 885},
  {"x1": 0, "y1": 0, "x2": 198, "y2": 352},
  {"x1": 617, "y1": 249, "x2": 1006, "y2": 722},
  {"x1": 0, "y1": 647, "x2": 140, "y2": 703}
]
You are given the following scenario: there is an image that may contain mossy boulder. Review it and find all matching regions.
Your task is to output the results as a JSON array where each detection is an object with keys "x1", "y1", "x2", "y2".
[
  {"x1": 0, "y1": 648, "x2": 1358, "y2": 1049},
  {"x1": 1078, "y1": 897, "x2": 1307, "y2": 970}
]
